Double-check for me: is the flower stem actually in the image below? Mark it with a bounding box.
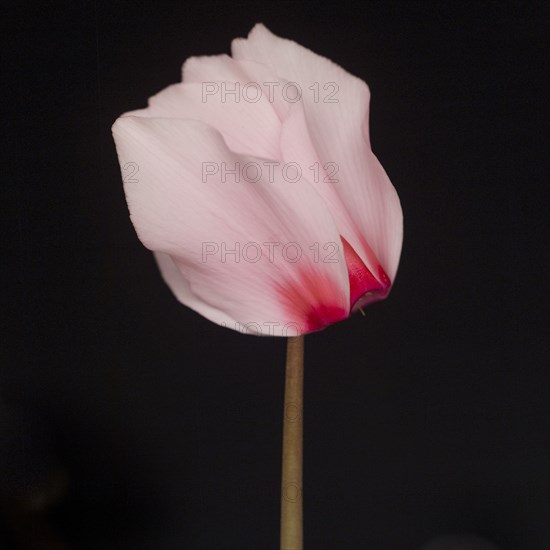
[280,335,304,550]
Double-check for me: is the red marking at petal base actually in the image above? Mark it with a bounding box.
[305,303,348,332]
[341,237,392,312]
[275,239,392,334]
[274,267,348,334]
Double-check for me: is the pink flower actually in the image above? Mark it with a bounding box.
[112,24,403,336]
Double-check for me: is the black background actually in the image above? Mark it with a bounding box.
[2,1,549,549]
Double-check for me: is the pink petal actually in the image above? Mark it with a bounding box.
[154,250,237,327]
[232,24,403,283]
[122,56,281,160]
[112,116,350,335]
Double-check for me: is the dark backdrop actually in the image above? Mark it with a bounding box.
[2,1,549,549]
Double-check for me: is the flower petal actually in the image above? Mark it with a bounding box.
[123,55,281,159]
[154,250,237,328]
[232,24,403,282]
[112,116,350,335]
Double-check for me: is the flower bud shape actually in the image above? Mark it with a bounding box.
[112,24,403,336]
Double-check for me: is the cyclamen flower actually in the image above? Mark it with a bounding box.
[112,24,403,336]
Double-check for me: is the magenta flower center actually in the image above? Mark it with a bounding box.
[341,237,391,312]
